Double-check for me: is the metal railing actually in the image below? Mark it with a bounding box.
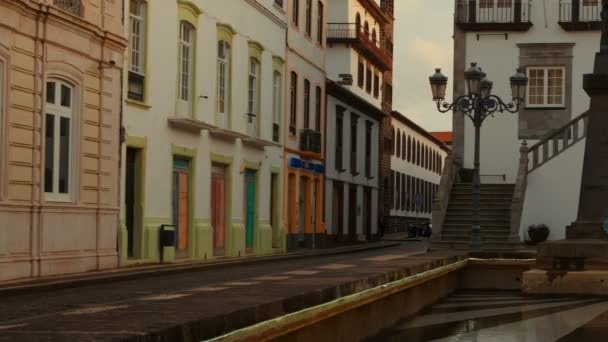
[456,0,531,25]
[245,113,258,138]
[559,1,601,23]
[527,111,589,173]
[53,0,82,16]
[299,128,321,154]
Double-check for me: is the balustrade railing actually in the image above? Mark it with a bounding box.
[559,1,601,23]
[456,0,531,27]
[527,111,589,173]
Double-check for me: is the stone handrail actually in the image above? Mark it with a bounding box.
[510,111,590,239]
[432,152,462,237]
[510,141,529,238]
[528,111,589,173]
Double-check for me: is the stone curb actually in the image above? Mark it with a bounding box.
[0,242,402,296]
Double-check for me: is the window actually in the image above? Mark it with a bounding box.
[526,67,565,108]
[401,132,405,160]
[401,174,405,210]
[289,71,297,135]
[365,64,372,93]
[364,21,370,38]
[365,121,372,178]
[358,59,364,88]
[45,80,74,201]
[315,86,322,132]
[373,73,380,98]
[178,21,195,115]
[248,58,260,136]
[390,127,395,155]
[305,0,312,36]
[407,136,411,162]
[372,29,377,45]
[395,172,400,209]
[128,0,146,102]
[317,1,324,44]
[292,0,299,26]
[54,0,81,16]
[335,107,344,171]
[303,79,310,128]
[273,71,282,143]
[217,40,231,126]
[350,114,358,175]
[274,0,284,7]
[384,83,393,104]
[396,129,401,156]
[584,0,599,5]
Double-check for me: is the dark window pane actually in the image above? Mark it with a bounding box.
[46,82,55,104]
[61,84,71,107]
[45,114,55,193]
[59,117,70,194]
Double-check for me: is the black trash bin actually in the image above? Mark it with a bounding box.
[159,224,175,262]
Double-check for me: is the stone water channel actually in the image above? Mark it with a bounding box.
[215,257,608,341]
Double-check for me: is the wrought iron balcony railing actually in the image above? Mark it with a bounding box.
[559,1,601,31]
[455,0,532,31]
[327,23,393,71]
[299,128,322,154]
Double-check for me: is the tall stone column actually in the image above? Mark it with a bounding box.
[538,0,608,270]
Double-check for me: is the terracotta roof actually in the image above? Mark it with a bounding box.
[430,131,453,144]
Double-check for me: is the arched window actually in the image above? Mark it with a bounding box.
[54,0,82,16]
[391,126,395,155]
[45,79,76,200]
[407,136,411,162]
[289,71,298,135]
[396,129,401,157]
[247,58,260,137]
[364,21,370,38]
[356,13,361,31]
[217,40,231,126]
[178,21,195,117]
[372,29,377,45]
[128,0,147,102]
[416,141,421,166]
[292,0,300,26]
[401,132,406,160]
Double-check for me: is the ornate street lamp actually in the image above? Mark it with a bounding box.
[429,63,528,250]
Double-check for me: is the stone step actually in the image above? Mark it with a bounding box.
[444,223,510,229]
[440,235,513,242]
[446,213,510,220]
[431,240,523,251]
[450,194,514,201]
[447,205,511,211]
[451,188,515,194]
[453,183,515,188]
[442,230,511,236]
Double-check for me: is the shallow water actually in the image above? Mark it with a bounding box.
[369,291,608,341]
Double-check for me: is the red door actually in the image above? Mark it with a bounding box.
[211,165,226,252]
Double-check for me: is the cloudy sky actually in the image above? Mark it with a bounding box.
[393,0,454,132]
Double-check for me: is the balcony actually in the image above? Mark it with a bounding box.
[300,128,322,155]
[559,1,601,31]
[327,23,393,71]
[455,0,533,32]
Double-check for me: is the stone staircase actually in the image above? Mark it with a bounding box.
[434,183,522,250]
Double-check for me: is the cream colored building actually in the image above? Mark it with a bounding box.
[0,0,126,282]
[120,0,286,265]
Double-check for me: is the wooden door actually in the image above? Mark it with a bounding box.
[211,165,226,252]
[173,158,190,257]
[125,148,136,258]
[245,170,256,249]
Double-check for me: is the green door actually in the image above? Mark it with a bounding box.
[245,170,256,249]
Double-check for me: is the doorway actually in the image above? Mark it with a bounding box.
[244,169,256,250]
[348,185,358,241]
[363,187,372,240]
[125,147,142,258]
[211,164,227,255]
[298,176,309,245]
[332,181,344,240]
[172,158,190,258]
[271,173,279,248]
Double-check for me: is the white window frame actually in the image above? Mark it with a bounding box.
[44,79,75,202]
[217,40,231,127]
[248,58,259,117]
[129,0,146,75]
[178,21,195,116]
[526,66,566,109]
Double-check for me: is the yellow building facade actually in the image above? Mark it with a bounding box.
[0,0,126,281]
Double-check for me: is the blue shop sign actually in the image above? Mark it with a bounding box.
[289,157,324,174]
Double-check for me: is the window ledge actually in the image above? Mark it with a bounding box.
[126,99,152,110]
[273,3,285,13]
[524,106,566,111]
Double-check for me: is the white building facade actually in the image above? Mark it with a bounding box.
[449,0,599,241]
[120,0,286,265]
[324,81,383,241]
[388,112,448,233]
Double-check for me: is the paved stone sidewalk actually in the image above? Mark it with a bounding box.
[0,243,463,342]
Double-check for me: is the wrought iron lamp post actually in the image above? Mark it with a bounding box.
[429,64,528,250]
